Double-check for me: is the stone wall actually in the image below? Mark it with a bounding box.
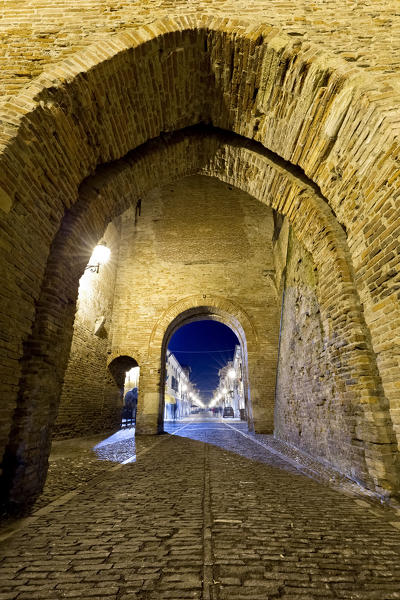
[110,174,281,433]
[54,222,122,437]
[1,1,399,101]
[274,226,359,478]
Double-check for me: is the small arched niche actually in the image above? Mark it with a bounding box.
[108,355,139,395]
[108,355,140,429]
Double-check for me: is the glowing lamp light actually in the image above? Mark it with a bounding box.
[222,387,227,394]
[228,368,236,379]
[91,242,111,265]
[86,241,111,273]
[181,383,188,392]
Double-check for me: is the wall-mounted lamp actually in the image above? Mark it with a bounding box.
[85,241,111,273]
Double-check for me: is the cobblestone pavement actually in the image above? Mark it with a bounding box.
[31,429,138,511]
[1,419,400,599]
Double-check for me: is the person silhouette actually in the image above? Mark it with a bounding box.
[124,387,138,423]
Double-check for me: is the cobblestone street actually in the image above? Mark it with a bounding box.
[1,419,400,600]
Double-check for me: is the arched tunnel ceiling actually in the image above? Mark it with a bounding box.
[11,126,398,497]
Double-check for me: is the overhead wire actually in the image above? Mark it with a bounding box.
[168,348,235,354]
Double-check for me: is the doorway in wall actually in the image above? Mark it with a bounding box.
[164,320,245,427]
[122,365,140,428]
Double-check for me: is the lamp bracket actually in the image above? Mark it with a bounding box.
[85,264,100,273]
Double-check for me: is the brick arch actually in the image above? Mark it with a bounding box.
[0,14,398,505]
[1,14,398,267]
[107,351,142,370]
[0,13,395,206]
[0,16,397,458]
[108,355,139,390]
[153,300,255,433]
[149,294,258,354]
[1,127,398,513]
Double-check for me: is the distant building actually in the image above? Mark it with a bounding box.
[214,345,245,418]
[164,351,193,420]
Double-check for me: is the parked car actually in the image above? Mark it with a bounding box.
[223,406,234,418]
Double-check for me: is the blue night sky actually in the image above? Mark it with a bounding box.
[168,320,239,402]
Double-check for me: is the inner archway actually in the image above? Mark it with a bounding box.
[163,320,245,425]
[108,356,140,430]
[158,306,255,434]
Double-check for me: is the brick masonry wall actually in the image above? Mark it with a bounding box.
[1,0,399,101]
[110,174,281,434]
[275,226,358,476]
[54,222,122,438]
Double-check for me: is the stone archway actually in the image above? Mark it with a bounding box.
[1,128,398,510]
[0,17,398,508]
[1,127,398,511]
[148,296,258,434]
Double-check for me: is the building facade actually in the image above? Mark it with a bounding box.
[214,346,246,419]
[164,351,193,421]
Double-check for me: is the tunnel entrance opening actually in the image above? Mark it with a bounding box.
[108,355,140,429]
[159,308,253,434]
[163,320,243,425]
